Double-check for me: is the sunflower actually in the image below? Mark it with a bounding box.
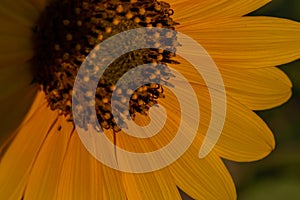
[1,0,300,199]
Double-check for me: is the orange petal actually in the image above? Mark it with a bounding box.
[169,56,292,110]
[122,169,181,200]
[112,89,180,154]
[165,57,277,161]
[102,165,127,200]
[0,62,36,152]
[0,0,39,27]
[192,83,275,162]
[170,0,270,24]
[23,116,73,200]
[56,133,103,200]
[0,96,58,200]
[220,67,292,110]
[213,95,275,162]
[181,17,300,68]
[0,63,33,99]
[0,84,37,154]
[0,36,33,58]
[0,0,38,67]
[170,144,236,199]
[0,17,32,37]
[56,132,127,199]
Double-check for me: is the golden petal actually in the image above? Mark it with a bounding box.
[192,83,275,162]
[220,67,292,110]
[0,62,37,151]
[0,85,37,155]
[55,132,103,200]
[102,165,127,200]
[0,0,39,27]
[170,143,236,199]
[56,132,127,199]
[170,0,270,24]
[111,89,180,153]
[0,18,32,37]
[0,36,33,57]
[180,17,300,68]
[23,116,73,200]
[213,95,275,162]
[0,63,33,99]
[0,95,58,200]
[122,169,181,200]
[169,56,291,110]
[0,51,34,67]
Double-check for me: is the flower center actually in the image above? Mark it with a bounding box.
[32,0,178,132]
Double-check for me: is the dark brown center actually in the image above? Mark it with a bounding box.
[32,0,179,132]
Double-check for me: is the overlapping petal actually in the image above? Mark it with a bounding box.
[0,0,39,28]
[23,117,73,200]
[122,169,181,200]
[180,17,300,68]
[220,67,292,110]
[170,0,271,24]
[56,132,127,199]
[170,57,292,111]
[0,63,37,153]
[193,83,275,161]
[56,133,104,200]
[165,60,276,161]
[170,144,236,200]
[213,95,275,161]
[0,93,58,200]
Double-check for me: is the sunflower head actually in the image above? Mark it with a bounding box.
[1,0,300,199]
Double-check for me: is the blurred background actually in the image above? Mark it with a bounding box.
[227,0,300,199]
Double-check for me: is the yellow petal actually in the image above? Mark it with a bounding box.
[23,116,73,200]
[56,132,102,200]
[0,96,58,200]
[56,132,127,199]
[0,1,37,67]
[213,95,275,161]
[170,0,270,24]
[190,84,275,162]
[167,58,276,161]
[122,169,181,200]
[221,67,292,110]
[0,36,34,67]
[0,84,37,155]
[170,144,236,200]
[0,0,39,27]
[0,88,41,155]
[102,165,127,200]
[0,18,32,37]
[181,17,300,68]
[0,62,36,151]
[170,56,292,110]
[0,63,33,99]
[0,51,34,67]
[112,89,180,153]
[0,36,33,57]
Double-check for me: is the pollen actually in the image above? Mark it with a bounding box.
[66,33,73,41]
[63,19,70,26]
